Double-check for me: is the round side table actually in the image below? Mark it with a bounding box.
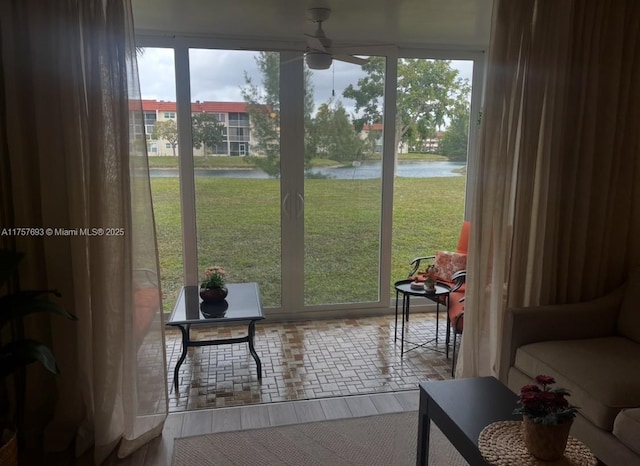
[393,279,451,355]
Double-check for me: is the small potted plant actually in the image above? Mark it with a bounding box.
[423,265,438,292]
[514,374,579,461]
[199,265,228,303]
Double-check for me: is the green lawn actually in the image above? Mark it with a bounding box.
[148,155,253,169]
[151,175,465,312]
[147,153,449,169]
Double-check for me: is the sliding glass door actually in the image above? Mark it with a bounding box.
[189,49,283,308]
[137,41,481,315]
[390,58,473,291]
[304,58,385,306]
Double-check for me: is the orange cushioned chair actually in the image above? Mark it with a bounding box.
[408,221,469,375]
[448,272,465,376]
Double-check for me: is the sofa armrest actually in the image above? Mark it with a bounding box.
[498,284,624,383]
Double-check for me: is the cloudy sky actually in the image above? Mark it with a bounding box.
[137,47,474,117]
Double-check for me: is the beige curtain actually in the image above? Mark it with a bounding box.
[460,0,640,378]
[0,0,167,463]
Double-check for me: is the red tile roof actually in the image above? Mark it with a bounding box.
[141,99,249,113]
[362,123,383,131]
[192,101,248,113]
[141,99,177,112]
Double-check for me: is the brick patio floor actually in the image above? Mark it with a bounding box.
[165,312,454,412]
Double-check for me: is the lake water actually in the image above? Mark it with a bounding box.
[150,160,465,179]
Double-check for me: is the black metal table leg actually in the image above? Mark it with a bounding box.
[248,320,262,380]
[416,387,431,465]
[401,293,410,355]
[174,324,190,393]
[406,292,410,321]
[394,288,399,342]
[435,300,439,346]
[446,302,451,358]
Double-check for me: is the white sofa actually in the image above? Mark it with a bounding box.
[500,270,640,465]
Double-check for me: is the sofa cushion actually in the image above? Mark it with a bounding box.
[448,290,464,332]
[617,268,640,343]
[514,337,640,431]
[613,409,640,455]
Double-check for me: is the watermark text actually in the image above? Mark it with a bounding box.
[1,227,125,237]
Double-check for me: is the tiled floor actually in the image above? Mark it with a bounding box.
[166,311,454,412]
[54,312,453,465]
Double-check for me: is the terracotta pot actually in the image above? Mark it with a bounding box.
[523,416,572,461]
[199,286,228,303]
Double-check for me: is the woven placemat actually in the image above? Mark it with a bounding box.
[478,421,598,466]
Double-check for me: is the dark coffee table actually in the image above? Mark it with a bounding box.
[167,283,264,393]
[417,376,520,465]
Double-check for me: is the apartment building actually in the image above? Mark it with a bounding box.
[359,123,443,154]
[141,99,251,156]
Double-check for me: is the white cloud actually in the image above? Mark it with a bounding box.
[137,47,474,118]
[309,60,367,114]
[137,48,176,100]
[188,49,261,102]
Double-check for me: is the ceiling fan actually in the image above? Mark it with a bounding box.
[302,7,370,70]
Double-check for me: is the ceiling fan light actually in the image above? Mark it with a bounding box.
[306,52,332,70]
[307,7,331,23]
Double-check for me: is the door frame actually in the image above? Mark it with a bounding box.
[135,35,486,318]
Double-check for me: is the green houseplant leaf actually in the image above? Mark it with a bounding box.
[0,340,58,379]
[0,292,77,330]
[0,249,77,380]
[0,248,77,457]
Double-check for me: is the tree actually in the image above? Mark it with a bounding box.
[309,100,368,163]
[192,112,225,155]
[440,101,470,161]
[241,52,315,178]
[343,58,470,160]
[151,120,179,156]
[404,120,439,153]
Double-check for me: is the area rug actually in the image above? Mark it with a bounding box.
[172,411,468,465]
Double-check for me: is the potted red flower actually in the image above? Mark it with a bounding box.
[514,375,579,460]
[200,265,228,303]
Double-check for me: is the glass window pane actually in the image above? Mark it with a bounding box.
[137,47,182,312]
[189,49,282,308]
[304,57,384,306]
[391,58,472,289]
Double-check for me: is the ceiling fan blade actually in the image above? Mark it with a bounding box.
[305,34,327,52]
[281,55,304,65]
[333,55,369,66]
[330,45,395,55]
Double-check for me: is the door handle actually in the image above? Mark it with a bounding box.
[282,193,290,219]
[296,193,304,218]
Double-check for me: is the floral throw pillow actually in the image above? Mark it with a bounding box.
[434,251,467,283]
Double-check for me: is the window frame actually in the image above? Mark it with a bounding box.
[134,36,485,317]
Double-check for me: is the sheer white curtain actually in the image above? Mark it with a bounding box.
[460,0,640,378]
[0,0,167,463]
